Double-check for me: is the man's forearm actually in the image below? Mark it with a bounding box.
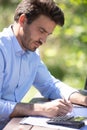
[10,102,44,118]
[69,92,87,106]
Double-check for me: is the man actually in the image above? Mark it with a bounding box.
[0,0,87,128]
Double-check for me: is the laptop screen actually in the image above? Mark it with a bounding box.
[84,78,87,90]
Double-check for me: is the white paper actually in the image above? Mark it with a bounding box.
[20,106,87,130]
[71,106,87,117]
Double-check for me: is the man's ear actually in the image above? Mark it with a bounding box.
[18,14,27,26]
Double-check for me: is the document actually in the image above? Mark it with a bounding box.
[71,105,87,117]
[20,106,87,130]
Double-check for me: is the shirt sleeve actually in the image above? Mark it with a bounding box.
[33,60,78,100]
[0,50,17,121]
[0,99,17,121]
[55,80,79,100]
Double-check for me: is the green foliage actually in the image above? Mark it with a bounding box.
[40,0,87,89]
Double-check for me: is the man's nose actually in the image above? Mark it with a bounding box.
[40,35,48,44]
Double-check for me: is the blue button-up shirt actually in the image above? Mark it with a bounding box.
[0,26,77,121]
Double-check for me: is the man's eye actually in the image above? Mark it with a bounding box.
[40,28,44,33]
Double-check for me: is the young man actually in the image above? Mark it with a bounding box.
[0,0,87,128]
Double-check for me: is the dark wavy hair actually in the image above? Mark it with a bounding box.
[14,0,64,26]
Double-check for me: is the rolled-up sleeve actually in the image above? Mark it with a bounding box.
[55,80,79,100]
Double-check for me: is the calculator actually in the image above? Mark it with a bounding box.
[47,115,85,129]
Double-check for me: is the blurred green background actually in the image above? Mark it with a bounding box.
[0,0,87,101]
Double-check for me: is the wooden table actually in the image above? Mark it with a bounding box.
[3,116,87,130]
[3,118,58,130]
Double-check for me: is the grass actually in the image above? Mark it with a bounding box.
[21,86,38,103]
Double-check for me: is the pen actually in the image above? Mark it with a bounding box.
[61,94,69,102]
[61,94,75,115]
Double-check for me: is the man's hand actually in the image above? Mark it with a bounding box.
[41,99,72,117]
